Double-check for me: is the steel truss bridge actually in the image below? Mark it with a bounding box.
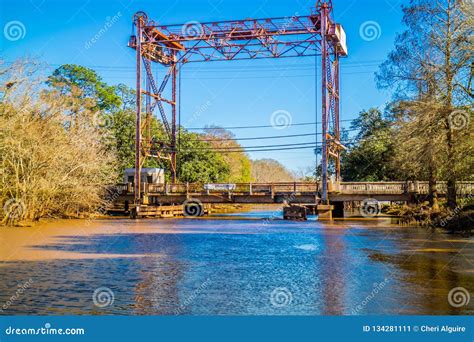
[128,0,348,214]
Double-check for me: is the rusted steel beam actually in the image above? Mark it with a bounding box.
[134,13,144,209]
[320,2,329,204]
[129,0,346,211]
[171,57,177,182]
[141,91,175,106]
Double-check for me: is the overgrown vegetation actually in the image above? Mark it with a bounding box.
[0,61,297,225]
[343,0,473,230]
[0,61,117,224]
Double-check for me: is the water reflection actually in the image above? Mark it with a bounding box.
[0,214,472,315]
[320,230,347,315]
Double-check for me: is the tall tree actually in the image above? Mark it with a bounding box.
[377,0,472,208]
[47,64,121,112]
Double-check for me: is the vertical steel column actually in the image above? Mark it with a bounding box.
[171,57,177,183]
[134,16,143,207]
[334,52,341,182]
[320,3,329,203]
[145,72,151,148]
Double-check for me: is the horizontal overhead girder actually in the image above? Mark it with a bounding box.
[129,13,345,64]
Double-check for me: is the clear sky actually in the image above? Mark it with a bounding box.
[1,0,405,173]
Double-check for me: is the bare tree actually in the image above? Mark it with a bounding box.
[251,159,295,183]
[0,60,117,225]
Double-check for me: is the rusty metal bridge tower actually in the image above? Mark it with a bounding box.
[128,0,347,211]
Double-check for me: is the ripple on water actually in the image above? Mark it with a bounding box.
[294,244,319,251]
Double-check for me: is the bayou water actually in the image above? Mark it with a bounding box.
[0,211,472,315]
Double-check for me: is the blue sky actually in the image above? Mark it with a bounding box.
[1,0,405,172]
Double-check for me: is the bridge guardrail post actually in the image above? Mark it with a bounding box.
[165,183,169,195]
[249,183,253,195]
[186,182,189,199]
[271,184,275,199]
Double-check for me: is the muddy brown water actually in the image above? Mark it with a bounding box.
[0,211,472,315]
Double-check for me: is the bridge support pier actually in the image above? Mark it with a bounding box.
[331,202,345,218]
[283,206,307,221]
[317,204,334,220]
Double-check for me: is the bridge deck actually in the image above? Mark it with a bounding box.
[113,181,473,204]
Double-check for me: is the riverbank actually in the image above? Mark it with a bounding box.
[386,203,473,234]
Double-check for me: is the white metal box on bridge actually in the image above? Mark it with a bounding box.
[124,168,165,184]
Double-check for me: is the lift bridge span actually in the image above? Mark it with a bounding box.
[128,0,348,218]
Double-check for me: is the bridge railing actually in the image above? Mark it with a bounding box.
[114,182,320,195]
[457,182,474,196]
[339,182,408,194]
[415,181,473,196]
[159,182,319,195]
[339,181,473,195]
[114,181,473,196]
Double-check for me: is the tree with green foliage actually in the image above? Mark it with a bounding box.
[115,83,136,110]
[177,129,230,183]
[46,65,226,183]
[341,108,396,182]
[202,126,252,183]
[47,64,121,112]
